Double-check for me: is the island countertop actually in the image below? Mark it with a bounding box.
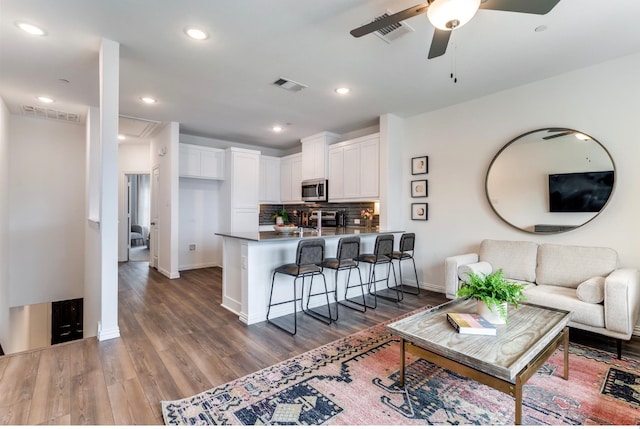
[216,227,403,242]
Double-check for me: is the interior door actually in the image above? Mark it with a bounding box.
[150,166,160,268]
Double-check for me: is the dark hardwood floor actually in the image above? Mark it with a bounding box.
[0,263,449,424]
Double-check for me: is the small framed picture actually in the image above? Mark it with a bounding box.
[411,180,428,198]
[412,203,428,221]
[412,156,428,175]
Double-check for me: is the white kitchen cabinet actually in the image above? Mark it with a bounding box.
[179,143,224,180]
[327,146,344,199]
[301,132,341,180]
[359,137,379,198]
[280,153,302,203]
[259,155,281,203]
[221,147,260,233]
[327,133,379,202]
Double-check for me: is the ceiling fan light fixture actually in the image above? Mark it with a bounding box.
[426,0,481,30]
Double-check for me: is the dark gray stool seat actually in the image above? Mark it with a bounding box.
[388,233,420,295]
[355,234,401,307]
[321,236,366,318]
[267,238,332,335]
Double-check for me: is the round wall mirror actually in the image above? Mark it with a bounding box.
[485,128,615,234]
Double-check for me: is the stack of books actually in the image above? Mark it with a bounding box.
[446,312,496,336]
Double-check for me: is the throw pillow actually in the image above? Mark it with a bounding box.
[576,276,605,304]
[458,261,493,283]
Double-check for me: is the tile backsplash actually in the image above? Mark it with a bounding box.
[260,202,378,228]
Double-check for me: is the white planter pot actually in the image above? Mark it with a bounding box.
[275,216,283,225]
[477,300,507,325]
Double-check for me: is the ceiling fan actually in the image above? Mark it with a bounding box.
[350,0,561,59]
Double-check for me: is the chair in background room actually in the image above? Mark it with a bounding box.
[388,233,420,295]
[130,225,145,247]
[266,238,332,335]
[321,235,366,319]
[356,234,400,307]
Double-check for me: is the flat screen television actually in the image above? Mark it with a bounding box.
[549,170,614,212]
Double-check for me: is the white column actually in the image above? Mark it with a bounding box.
[98,38,120,341]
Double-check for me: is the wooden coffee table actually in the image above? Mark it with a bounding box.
[387,299,571,425]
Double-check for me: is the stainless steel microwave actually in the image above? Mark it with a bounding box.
[301,179,328,202]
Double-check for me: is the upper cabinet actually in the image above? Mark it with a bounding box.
[259,155,281,203]
[280,153,302,203]
[179,143,224,180]
[301,132,341,180]
[328,133,379,202]
[222,148,260,233]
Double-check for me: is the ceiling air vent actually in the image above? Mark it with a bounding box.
[371,11,415,44]
[21,105,81,123]
[272,77,307,92]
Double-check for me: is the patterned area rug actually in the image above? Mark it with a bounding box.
[162,321,640,425]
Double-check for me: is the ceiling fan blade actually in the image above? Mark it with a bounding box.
[479,0,561,15]
[427,29,451,59]
[350,3,428,38]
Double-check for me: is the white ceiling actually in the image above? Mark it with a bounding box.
[2,0,640,150]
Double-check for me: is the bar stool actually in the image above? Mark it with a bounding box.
[389,233,420,295]
[266,238,332,335]
[356,234,401,307]
[321,236,366,319]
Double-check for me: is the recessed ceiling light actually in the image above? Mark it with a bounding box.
[16,22,46,36]
[140,97,157,104]
[335,87,350,95]
[37,96,54,103]
[272,125,283,132]
[118,134,126,141]
[184,27,209,40]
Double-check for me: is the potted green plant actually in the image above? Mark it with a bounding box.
[271,209,289,225]
[456,269,526,324]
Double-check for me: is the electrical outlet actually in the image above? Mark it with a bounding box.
[189,244,196,251]
[354,219,360,225]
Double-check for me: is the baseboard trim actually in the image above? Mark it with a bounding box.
[158,267,181,279]
[98,325,120,341]
[179,262,219,271]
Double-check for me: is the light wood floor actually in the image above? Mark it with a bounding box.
[0,262,450,424]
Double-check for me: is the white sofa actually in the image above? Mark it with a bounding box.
[445,239,640,358]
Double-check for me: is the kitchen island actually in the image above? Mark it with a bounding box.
[216,227,404,325]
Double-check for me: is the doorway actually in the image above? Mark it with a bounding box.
[127,173,151,262]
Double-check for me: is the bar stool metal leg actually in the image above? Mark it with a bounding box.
[302,273,333,324]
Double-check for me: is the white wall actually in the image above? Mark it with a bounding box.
[8,115,86,307]
[393,52,640,292]
[118,143,151,261]
[179,177,222,270]
[0,97,10,351]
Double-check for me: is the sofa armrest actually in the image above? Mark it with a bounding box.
[604,268,640,338]
[445,253,479,299]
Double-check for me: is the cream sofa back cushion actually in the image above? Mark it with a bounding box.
[479,239,538,282]
[536,244,618,288]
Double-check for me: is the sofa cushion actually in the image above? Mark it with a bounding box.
[536,244,617,288]
[576,276,605,304]
[458,261,493,283]
[524,284,605,328]
[479,239,538,282]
